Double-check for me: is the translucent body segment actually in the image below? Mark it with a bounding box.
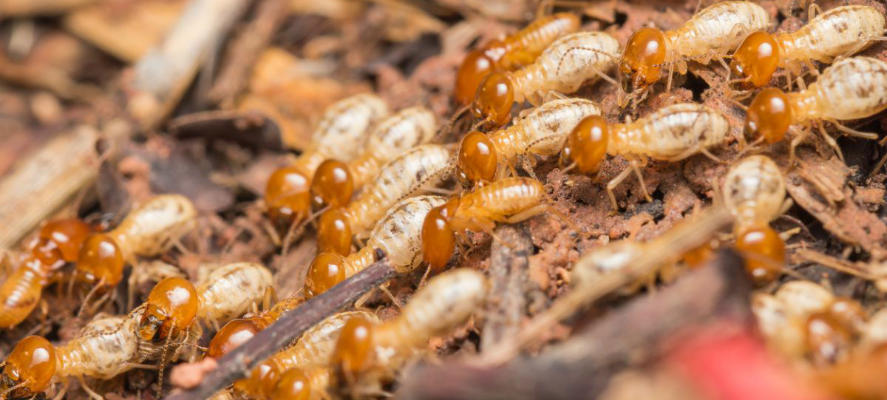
[196,262,273,323]
[723,155,786,229]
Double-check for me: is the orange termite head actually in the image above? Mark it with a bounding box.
[206,318,264,359]
[271,368,311,400]
[472,72,515,126]
[265,166,312,228]
[1,336,56,397]
[563,115,609,175]
[730,31,780,88]
[421,199,460,272]
[310,159,354,209]
[30,218,92,267]
[457,130,498,183]
[746,87,792,144]
[236,359,283,398]
[621,27,667,89]
[454,49,498,106]
[316,208,353,256]
[332,316,376,375]
[76,233,125,287]
[304,252,347,298]
[735,224,785,286]
[139,277,199,341]
[805,311,852,365]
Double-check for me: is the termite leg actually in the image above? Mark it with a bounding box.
[815,121,844,162]
[606,167,633,210]
[827,119,879,140]
[77,376,102,400]
[788,126,810,166]
[630,159,653,202]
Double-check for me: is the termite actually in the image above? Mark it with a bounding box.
[138,262,273,342]
[264,94,390,226]
[722,155,788,285]
[472,32,618,126]
[421,177,553,271]
[1,218,93,328]
[308,196,445,297]
[0,306,161,398]
[459,98,600,183]
[454,12,581,105]
[731,5,886,87]
[233,311,379,399]
[745,56,887,160]
[331,268,487,387]
[310,106,437,209]
[753,281,867,364]
[562,102,730,210]
[315,144,453,253]
[206,296,304,359]
[621,1,769,91]
[76,194,197,288]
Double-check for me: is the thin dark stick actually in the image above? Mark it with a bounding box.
[482,225,533,350]
[164,256,396,400]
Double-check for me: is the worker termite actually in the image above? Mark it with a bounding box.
[206,296,304,359]
[331,268,487,389]
[76,194,197,288]
[315,144,453,253]
[454,12,581,105]
[310,106,437,209]
[621,1,769,91]
[421,177,554,271]
[264,93,390,226]
[138,262,274,342]
[731,5,886,87]
[0,218,93,328]
[562,102,730,210]
[472,32,618,126]
[308,196,445,297]
[745,56,887,161]
[752,281,867,364]
[0,307,161,399]
[458,98,600,184]
[233,311,379,399]
[722,155,788,285]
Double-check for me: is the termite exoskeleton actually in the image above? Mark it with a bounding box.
[0,306,161,398]
[745,56,887,161]
[233,311,379,399]
[331,268,487,388]
[562,103,730,210]
[138,262,273,342]
[723,155,788,285]
[621,1,769,91]
[315,144,453,254]
[310,106,436,209]
[753,281,867,364]
[459,98,600,184]
[308,196,445,297]
[473,32,618,126]
[264,94,389,226]
[1,218,93,328]
[731,5,886,87]
[454,12,581,105]
[421,177,553,270]
[206,296,303,359]
[76,194,197,288]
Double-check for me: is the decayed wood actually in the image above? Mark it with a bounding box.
[0,126,99,248]
[482,225,533,350]
[126,0,252,129]
[785,149,887,260]
[0,0,95,16]
[396,250,753,400]
[163,256,397,400]
[168,109,284,150]
[63,0,186,62]
[208,0,290,108]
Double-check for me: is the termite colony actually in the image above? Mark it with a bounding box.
[3,1,887,399]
